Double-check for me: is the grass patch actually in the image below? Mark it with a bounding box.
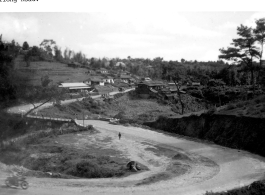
[218,95,265,118]
[205,180,265,195]
[0,129,137,179]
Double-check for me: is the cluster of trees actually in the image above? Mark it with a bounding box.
[219,18,265,87]
[2,18,265,110]
[0,36,67,112]
[0,35,21,103]
[24,39,89,66]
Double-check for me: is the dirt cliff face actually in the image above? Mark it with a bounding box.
[144,114,265,157]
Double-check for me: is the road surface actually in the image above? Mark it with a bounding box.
[1,120,265,195]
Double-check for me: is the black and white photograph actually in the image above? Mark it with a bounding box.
[1,1,265,195]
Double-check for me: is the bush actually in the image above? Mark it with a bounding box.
[204,180,265,195]
[226,104,236,110]
[206,107,217,115]
[70,160,124,178]
[236,101,245,108]
[188,89,204,99]
[207,79,225,87]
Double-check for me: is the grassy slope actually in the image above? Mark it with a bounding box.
[217,95,265,118]
[38,92,206,124]
[0,120,136,179]
[104,94,176,121]
[14,55,89,86]
[205,180,265,195]
[38,94,177,122]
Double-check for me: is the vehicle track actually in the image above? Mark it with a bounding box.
[1,120,265,195]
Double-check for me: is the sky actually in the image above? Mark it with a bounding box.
[0,10,265,62]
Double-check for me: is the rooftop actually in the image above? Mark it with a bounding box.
[59,82,89,88]
[86,76,104,82]
[68,61,82,66]
[120,75,132,79]
[138,81,165,86]
[91,78,103,82]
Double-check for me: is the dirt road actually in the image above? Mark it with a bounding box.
[1,120,265,195]
[6,88,135,115]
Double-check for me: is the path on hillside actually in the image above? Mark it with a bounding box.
[1,119,265,195]
[6,88,135,115]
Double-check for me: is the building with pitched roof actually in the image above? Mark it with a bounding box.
[135,80,166,98]
[58,82,92,93]
[84,76,105,86]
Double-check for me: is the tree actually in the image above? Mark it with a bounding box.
[219,24,260,86]
[22,41,29,50]
[171,69,186,115]
[41,75,52,87]
[0,40,16,102]
[109,59,115,68]
[181,58,186,63]
[162,62,186,114]
[54,46,63,62]
[63,48,69,60]
[39,39,56,56]
[254,18,265,85]
[254,18,265,67]
[23,81,66,117]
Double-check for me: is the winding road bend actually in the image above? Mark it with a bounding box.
[1,119,265,195]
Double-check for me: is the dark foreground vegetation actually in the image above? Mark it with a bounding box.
[205,180,265,195]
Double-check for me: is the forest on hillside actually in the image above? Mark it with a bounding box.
[1,18,265,108]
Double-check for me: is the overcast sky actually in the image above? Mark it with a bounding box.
[1,11,265,61]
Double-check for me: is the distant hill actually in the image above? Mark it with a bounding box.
[14,55,89,86]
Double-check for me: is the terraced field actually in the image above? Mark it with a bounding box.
[14,55,89,86]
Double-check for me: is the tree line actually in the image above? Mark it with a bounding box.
[24,39,89,66]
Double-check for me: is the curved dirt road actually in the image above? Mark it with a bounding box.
[1,120,265,195]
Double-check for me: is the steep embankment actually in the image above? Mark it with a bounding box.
[144,114,265,157]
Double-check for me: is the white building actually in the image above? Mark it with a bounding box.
[58,82,92,93]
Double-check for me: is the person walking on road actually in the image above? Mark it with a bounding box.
[118,132,121,140]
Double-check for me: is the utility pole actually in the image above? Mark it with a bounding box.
[83,111,84,127]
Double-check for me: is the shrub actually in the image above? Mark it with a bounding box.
[226,104,236,110]
[236,101,245,108]
[97,156,111,165]
[206,107,217,115]
[71,160,122,178]
[86,125,94,130]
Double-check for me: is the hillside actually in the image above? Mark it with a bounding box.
[37,92,206,124]
[217,95,265,118]
[14,55,89,86]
